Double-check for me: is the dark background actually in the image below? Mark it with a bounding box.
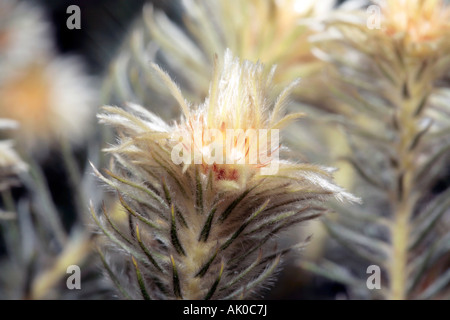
[35,0,348,75]
[34,0,172,75]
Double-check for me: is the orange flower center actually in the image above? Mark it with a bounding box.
[0,64,51,134]
[383,0,450,43]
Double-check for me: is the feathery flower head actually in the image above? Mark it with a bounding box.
[94,50,357,300]
[168,51,307,188]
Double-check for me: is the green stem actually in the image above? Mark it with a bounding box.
[24,154,67,247]
[1,188,16,213]
[390,195,412,300]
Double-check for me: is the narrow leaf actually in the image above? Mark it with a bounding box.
[323,220,387,265]
[119,194,163,230]
[203,261,224,300]
[199,206,217,242]
[171,205,186,256]
[135,224,164,273]
[195,247,219,278]
[105,168,167,208]
[341,156,386,189]
[220,199,270,251]
[410,188,450,250]
[223,255,281,299]
[171,255,183,299]
[221,250,263,292]
[102,204,133,245]
[97,249,131,300]
[218,187,254,223]
[162,178,188,228]
[151,63,190,119]
[132,257,151,300]
[90,203,146,264]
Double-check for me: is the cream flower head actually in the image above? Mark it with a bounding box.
[378,0,450,57]
[382,0,450,41]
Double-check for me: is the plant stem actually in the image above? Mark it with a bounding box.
[389,70,425,300]
[60,138,86,222]
[390,196,412,300]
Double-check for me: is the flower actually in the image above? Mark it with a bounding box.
[381,0,450,54]
[0,0,53,83]
[0,0,96,152]
[0,57,96,150]
[329,0,450,59]
[93,50,357,300]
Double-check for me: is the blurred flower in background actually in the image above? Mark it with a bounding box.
[381,0,450,56]
[0,0,109,300]
[0,0,53,83]
[103,0,337,120]
[0,0,96,153]
[0,58,96,151]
